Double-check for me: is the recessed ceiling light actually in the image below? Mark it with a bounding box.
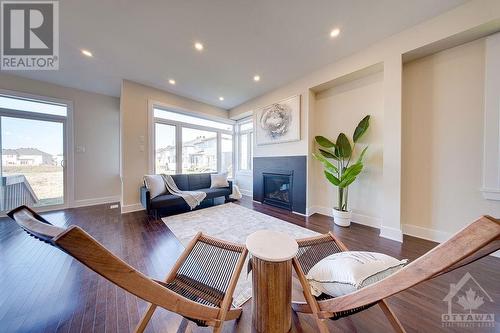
[330,28,340,38]
[253,75,261,82]
[194,42,204,51]
[168,79,176,85]
[219,97,224,101]
[81,49,93,57]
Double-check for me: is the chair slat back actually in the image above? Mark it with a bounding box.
[296,233,345,274]
[174,235,244,306]
[320,215,500,314]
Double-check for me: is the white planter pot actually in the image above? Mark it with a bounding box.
[332,209,352,227]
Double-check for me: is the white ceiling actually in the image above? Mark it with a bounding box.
[9,0,467,109]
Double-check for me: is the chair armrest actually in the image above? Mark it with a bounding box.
[140,186,151,212]
[228,180,233,194]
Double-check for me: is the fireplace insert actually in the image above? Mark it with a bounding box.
[262,171,293,211]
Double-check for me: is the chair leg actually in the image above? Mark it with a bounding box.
[135,303,157,333]
[213,323,224,333]
[378,300,406,333]
[314,318,330,333]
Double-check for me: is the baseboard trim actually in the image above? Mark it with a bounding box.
[121,203,144,214]
[403,223,500,258]
[379,226,403,242]
[73,195,121,208]
[307,206,382,229]
[402,223,451,243]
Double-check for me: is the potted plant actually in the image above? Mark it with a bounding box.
[313,115,370,227]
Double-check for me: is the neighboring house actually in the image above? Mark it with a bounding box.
[156,145,176,173]
[182,136,217,172]
[156,136,217,172]
[2,148,55,166]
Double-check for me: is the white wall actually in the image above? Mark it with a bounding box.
[312,72,384,224]
[120,80,228,211]
[0,73,121,205]
[402,39,500,241]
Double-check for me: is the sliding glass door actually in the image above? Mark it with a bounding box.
[0,94,68,213]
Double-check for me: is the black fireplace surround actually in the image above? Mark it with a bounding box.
[253,156,307,214]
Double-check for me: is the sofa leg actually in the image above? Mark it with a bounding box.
[225,195,230,203]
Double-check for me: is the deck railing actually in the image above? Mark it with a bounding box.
[1,175,39,211]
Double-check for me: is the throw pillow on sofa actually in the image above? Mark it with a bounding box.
[306,251,407,297]
[210,172,229,188]
[144,174,167,199]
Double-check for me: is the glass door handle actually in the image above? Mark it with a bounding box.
[60,160,65,168]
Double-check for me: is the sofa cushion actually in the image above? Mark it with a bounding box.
[150,194,186,208]
[210,172,229,188]
[201,187,231,199]
[188,173,212,190]
[170,174,189,191]
[143,174,167,199]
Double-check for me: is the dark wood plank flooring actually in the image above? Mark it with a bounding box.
[0,197,498,332]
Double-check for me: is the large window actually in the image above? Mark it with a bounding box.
[238,119,253,171]
[0,93,70,213]
[153,107,234,177]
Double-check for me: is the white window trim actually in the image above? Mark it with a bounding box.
[0,88,74,211]
[482,33,500,200]
[148,100,235,175]
[236,117,253,174]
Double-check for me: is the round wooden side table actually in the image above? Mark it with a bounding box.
[246,230,298,333]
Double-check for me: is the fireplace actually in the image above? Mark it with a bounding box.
[262,171,293,211]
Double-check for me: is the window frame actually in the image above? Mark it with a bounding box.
[149,101,235,176]
[0,88,74,212]
[237,117,253,173]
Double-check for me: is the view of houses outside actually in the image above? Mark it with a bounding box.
[1,117,64,210]
[155,123,176,174]
[155,126,233,176]
[1,148,64,207]
[182,128,217,173]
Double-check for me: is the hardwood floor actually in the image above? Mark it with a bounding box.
[0,198,498,333]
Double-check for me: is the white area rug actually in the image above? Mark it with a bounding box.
[162,203,318,307]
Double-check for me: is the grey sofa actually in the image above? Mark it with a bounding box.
[140,173,232,217]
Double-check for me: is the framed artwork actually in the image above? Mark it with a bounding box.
[255,94,300,145]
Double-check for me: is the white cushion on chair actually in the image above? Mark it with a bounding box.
[306,251,407,297]
[144,174,167,199]
[210,173,229,188]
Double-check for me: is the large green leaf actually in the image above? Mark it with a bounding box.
[353,115,370,142]
[315,136,336,148]
[319,148,338,160]
[313,153,339,174]
[356,146,368,164]
[339,162,363,187]
[335,133,352,158]
[324,170,341,186]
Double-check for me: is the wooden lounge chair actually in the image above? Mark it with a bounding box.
[7,205,248,333]
[292,215,500,333]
